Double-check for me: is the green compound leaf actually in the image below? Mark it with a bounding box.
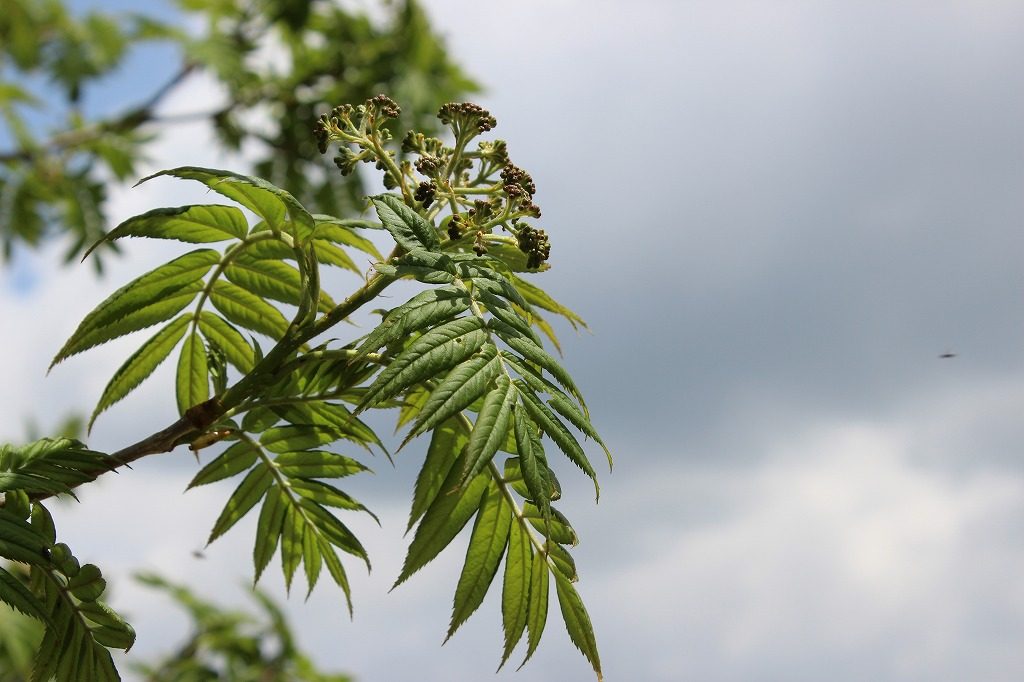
[371,193,440,252]
[85,203,248,258]
[554,572,602,681]
[175,330,209,415]
[357,316,488,411]
[446,485,512,641]
[137,166,314,240]
[52,249,218,367]
[90,314,190,428]
[208,279,290,340]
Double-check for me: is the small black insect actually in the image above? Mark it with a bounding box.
[939,352,957,359]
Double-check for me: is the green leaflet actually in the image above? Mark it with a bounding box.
[510,273,588,330]
[371,193,440,252]
[197,312,255,372]
[404,344,502,445]
[260,425,339,454]
[394,449,489,588]
[302,522,323,596]
[318,536,353,616]
[137,166,315,240]
[523,504,577,546]
[357,316,488,411]
[51,249,218,366]
[312,215,383,259]
[280,505,302,589]
[226,258,335,313]
[499,520,532,668]
[253,488,287,582]
[354,286,471,361]
[0,566,50,626]
[517,385,599,500]
[408,419,467,533]
[91,314,190,427]
[294,498,369,569]
[0,510,52,566]
[460,375,516,487]
[239,237,359,273]
[546,541,578,582]
[290,479,375,520]
[446,485,512,641]
[513,409,552,519]
[176,331,210,415]
[274,450,369,480]
[554,572,602,681]
[207,465,273,544]
[188,441,260,488]
[520,547,549,669]
[476,290,542,346]
[85,203,248,257]
[491,319,585,408]
[209,279,290,340]
[506,355,611,470]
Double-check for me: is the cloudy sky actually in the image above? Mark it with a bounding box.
[3,1,1024,680]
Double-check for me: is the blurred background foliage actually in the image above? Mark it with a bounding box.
[0,567,353,681]
[0,0,478,270]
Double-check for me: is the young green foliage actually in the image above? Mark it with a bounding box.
[8,94,610,681]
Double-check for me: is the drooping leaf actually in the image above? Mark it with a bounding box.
[520,548,549,669]
[511,274,587,330]
[188,441,259,488]
[499,520,532,668]
[175,330,209,415]
[90,314,190,427]
[312,215,383,259]
[554,572,602,680]
[371,193,440,252]
[85,204,247,258]
[446,484,512,641]
[137,167,314,240]
[491,320,585,408]
[52,249,218,366]
[394,451,489,588]
[514,409,552,518]
[517,386,599,499]
[274,450,370,480]
[253,488,287,582]
[207,465,273,544]
[408,419,467,533]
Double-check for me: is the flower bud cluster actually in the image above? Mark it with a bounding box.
[414,181,437,208]
[516,223,551,269]
[438,102,497,135]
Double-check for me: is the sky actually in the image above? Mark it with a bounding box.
[3,1,1024,680]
